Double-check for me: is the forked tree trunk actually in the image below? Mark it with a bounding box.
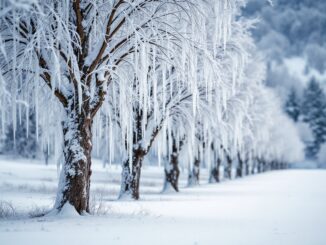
[188,158,200,186]
[119,149,145,200]
[163,139,181,192]
[54,106,93,214]
[119,108,164,200]
[119,109,146,200]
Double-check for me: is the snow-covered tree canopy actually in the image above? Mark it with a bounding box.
[0,0,304,214]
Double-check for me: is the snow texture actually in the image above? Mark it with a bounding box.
[0,159,326,245]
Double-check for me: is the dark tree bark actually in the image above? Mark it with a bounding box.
[209,144,223,183]
[188,157,200,186]
[163,137,182,192]
[120,149,145,200]
[43,146,49,166]
[164,155,180,192]
[119,108,164,200]
[236,152,244,178]
[245,157,251,176]
[55,101,94,214]
[224,153,233,179]
[210,157,222,183]
[119,108,144,200]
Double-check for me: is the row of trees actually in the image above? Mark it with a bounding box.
[0,0,303,215]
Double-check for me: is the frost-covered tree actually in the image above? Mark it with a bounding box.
[0,0,216,213]
[212,49,304,178]
[163,134,185,192]
[96,0,241,198]
[117,68,205,199]
[302,78,326,158]
[0,0,306,212]
[250,86,304,172]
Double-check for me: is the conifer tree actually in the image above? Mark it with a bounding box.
[302,78,326,158]
[285,88,300,122]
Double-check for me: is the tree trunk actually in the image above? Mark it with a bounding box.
[188,158,200,186]
[163,142,180,192]
[44,146,49,166]
[225,154,233,179]
[119,107,165,199]
[263,160,269,172]
[54,108,93,214]
[281,162,287,169]
[251,158,258,174]
[257,158,264,173]
[236,153,244,178]
[210,157,222,183]
[119,149,145,200]
[163,135,185,192]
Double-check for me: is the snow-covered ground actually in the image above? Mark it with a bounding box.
[0,158,326,245]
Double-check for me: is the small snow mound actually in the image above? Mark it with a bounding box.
[161,183,177,194]
[46,203,80,218]
[118,193,135,201]
[58,203,80,217]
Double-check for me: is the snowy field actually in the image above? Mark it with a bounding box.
[0,158,326,245]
